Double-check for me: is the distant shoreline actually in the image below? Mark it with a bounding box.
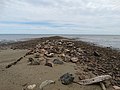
[1,34,120,49]
[0,35,119,51]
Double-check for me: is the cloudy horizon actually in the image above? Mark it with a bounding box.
[0,0,120,34]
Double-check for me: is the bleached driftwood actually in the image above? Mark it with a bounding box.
[39,80,55,90]
[78,75,112,90]
[113,86,120,90]
[78,75,112,85]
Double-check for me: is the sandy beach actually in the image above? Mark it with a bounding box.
[0,36,119,90]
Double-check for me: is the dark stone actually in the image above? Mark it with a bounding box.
[6,64,12,68]
[25,51,34,56]
[6,57,23,68]
[17,57,23,62]
[12,61,17,65]
[60,73,74,85]
[28,58,34,62]
[53,59,64,65]
[45,62,53,67]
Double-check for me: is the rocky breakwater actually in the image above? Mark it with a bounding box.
[7,36,120,88]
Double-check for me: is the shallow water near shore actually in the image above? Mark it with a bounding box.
[0,34,120,49]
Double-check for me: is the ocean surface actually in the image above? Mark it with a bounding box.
[0,34,120,49]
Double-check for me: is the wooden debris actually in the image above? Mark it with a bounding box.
[78,75,112,85]
[113,86,120,90]
[39,80,55,90]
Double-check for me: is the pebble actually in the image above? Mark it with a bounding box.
[27,84,36,90]
[71,57,79,63]
[45,62,54,67]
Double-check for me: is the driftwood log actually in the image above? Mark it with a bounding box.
[39,80,55,90]
[78,75,112,90]
[78,75,112,85]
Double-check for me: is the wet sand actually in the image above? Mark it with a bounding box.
[0,36,119,90]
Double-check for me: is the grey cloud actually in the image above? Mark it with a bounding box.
[0,0,120,34]
[0,0,5,10]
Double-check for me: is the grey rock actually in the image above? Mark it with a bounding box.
[53,59,64,65]
[45,62,53,67]
[60,73,74,85]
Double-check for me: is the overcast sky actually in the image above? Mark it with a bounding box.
[0,0,120,34]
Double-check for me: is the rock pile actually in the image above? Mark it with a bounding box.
[24,39,84,68]
[7,36,120,87]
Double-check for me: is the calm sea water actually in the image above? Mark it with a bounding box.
[0,34,120,49]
